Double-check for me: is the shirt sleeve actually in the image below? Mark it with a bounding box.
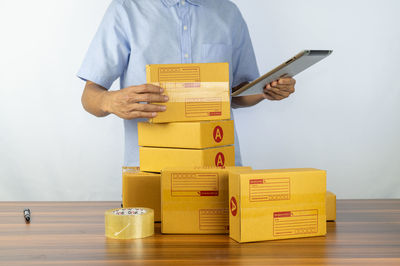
[77,0,130,89]
[231,9,260,88]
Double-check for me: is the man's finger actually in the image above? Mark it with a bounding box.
[126,111,158,120]
[266,78,295,88]
[131,93,169,103]
[272,84,295,93]
[128,103,167,113]
[264,90,286,101]
[264,87,291,98]
[128,84,164,94]
[278,78,296,85]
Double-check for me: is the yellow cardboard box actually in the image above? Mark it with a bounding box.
[139,145,235,173]
[161,166,252,234]
[138,120,234,149]
[326,191,336,221]
[146,63,230,123]
[122,167,161,222]
[229,168,326,243]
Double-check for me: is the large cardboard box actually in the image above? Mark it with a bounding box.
[161,166,252,234]
[146,63,230,123]
[229,168,326,243]
[326,191,336,221]
[122,167,161,222]
[138,120,234,149]
[139,146,235,173]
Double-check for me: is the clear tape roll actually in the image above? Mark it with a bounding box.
[105,208,154,239]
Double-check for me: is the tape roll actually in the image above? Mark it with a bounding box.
[105,208,154,239]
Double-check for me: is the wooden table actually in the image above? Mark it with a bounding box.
[1,200,399,265]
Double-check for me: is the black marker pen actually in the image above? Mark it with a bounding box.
[24,208,31,223]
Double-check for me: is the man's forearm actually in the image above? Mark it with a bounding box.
[231,82,265,108]
[81,81,110,117]
[232,94,265,108]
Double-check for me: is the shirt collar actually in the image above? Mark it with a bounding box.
[161,0,202,7]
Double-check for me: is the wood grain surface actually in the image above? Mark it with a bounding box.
[0,200,399,265]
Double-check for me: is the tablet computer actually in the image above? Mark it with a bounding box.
[231,50,333,97]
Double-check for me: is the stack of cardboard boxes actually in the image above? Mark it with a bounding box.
[122,62,337,242]
[123,62,236,222]
[139,62,235,172]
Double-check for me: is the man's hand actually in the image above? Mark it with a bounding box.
[102,84,169,120]
[81,81,169,119]
[263,77,296,101]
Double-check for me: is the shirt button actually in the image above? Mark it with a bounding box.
[184,54,189,58]
[183,25,188,31]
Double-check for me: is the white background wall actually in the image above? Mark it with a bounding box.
[0,0,399,201]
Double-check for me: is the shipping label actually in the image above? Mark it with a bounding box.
[249,178,290,202]
[273,209,318,236]
[185,97,222,117]
[171,173,219,197]
[199,209,229,231]
[158,66,201,82]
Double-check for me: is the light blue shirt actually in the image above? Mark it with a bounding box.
[78,0,259,166]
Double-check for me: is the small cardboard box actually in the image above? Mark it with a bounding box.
[161,166,252,234]
[122,167,161,222]
[326,191,336,221]
[139,146,235,173]
[146,63,230,123]
[229,168,326,243]
[138,120,234,149]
